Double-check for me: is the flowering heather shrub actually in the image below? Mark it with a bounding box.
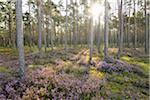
[22,67,103,99]
[63,65,88,78]
[25,67,56,86]
[50,73,82,99]
[51,73,103,99]
[82,76,102,94]
[97,61,145,76]
[2,78,27,100]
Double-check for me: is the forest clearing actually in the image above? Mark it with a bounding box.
[0,0,149,99]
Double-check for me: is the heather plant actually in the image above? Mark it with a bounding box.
[0,47,149,99]
[21,66,104,99]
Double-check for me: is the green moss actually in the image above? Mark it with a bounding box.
[64,65,88,78]
[121,56,149,74]
[121,56,131,62]
[135,62,149,72]
[136,58,149,64]
[107,74,127,85]
[0,47,40,58]
[106,82,122,94]
[89,67,104,79]
[0,66,11,73]
[28,64,43,70]
[34,57,56,65]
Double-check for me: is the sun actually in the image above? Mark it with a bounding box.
[90,3,104,24]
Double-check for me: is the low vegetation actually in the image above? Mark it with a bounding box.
[0,47,149,99]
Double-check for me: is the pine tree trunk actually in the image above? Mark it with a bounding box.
[37,0,42,52]
[65,0,68,53]
[104,0,109,60]
[127,0,131,47]
[28,1,32,53]
[43,16,47,52]
[8,12,12,47]
[76,0,79,46]
[97,16,101,53]
[117,0,124,59]
[133,0,137,49]
[16,0,25,77]
[89,17,94,64]
[144,0,149,54]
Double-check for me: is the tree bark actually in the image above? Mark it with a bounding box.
[97,16,101,53]
[75,0,79,46]
[28,1,32,53]
[104,0,109,60]
[127,0,131,47]
[89,17,94,64]
[8,12,12,47]
[65,0,68,53]
[133,0,137,49]
[144,0,149,54]
[16,0,25,77]
[117,0,124,59]
[37,0,42,52]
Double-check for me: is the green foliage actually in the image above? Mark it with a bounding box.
[121,56,149,74]
[0,66,11,73]
[89,67,104,79]
[64,65,88,78]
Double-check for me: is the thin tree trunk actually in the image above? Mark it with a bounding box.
[148,14,150,53]
[28,1,32,53]
[7,1,13,47]
[133,0,137,49]
[72,0,76,47]
[76,0,79,46]
[104,0,109,60]
[124,1,128,47]
[97,16,101,53]
[144,0,149,54]
[46,17,49,49]
[50,22,54,50]
[65,0,68,53]
[117,0,124,59]
[37,0,42,52]
[89,17,94,64]
[127,0,131,47]
[43,16,47,52]
[8,12,12,47]
[16,0,25,77]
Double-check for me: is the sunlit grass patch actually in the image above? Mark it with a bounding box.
[107,74,126,84]
[0,47,17,56]
[0,66,11,73]
[28,64,44,70]
[135,57,149,64]
[121,56,131,62]
[121,56,149,74]
[93,56,100,62]
[84,54,89,63]
[103,68,149,98]
[0,46,39,57]
[108,48,118,55]
[134,62,149,73]
[89,67,104,79]
[24,46,39,53]
[106,82,123,94]
[63,64,88,78]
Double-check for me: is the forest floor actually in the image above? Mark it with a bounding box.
[0,46,149,99]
